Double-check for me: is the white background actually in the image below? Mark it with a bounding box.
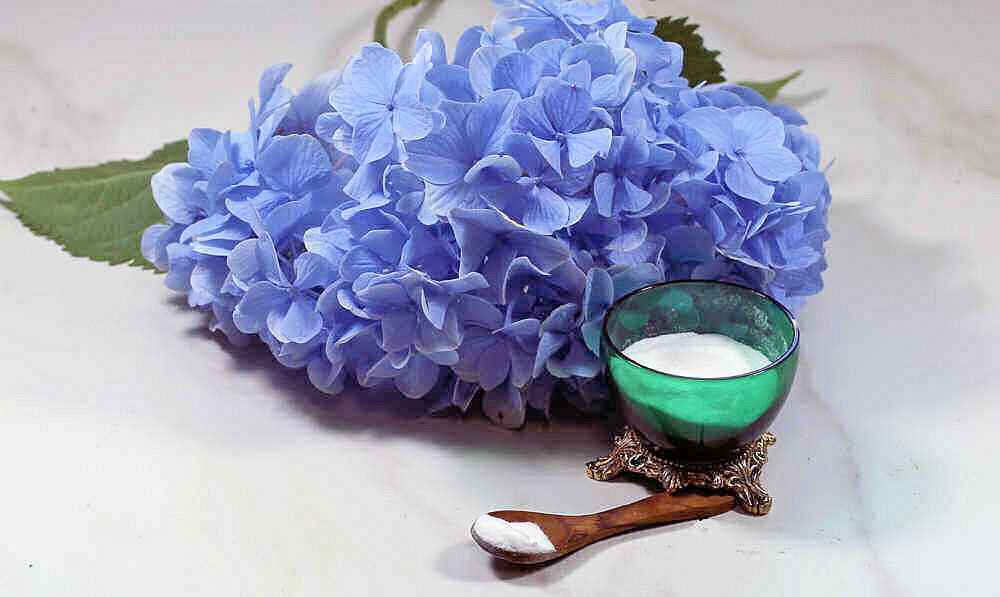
[1,1,998,594]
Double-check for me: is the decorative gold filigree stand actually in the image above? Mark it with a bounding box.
[586,426,777,515]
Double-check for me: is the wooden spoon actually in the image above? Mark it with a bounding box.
[471,492,736,565]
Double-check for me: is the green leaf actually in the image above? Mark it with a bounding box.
[737,70,803,101]
[653,16,725,85]
[0,140,188,270]
[374,0,424,47]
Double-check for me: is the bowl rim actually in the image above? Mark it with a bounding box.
[601,280,801,382]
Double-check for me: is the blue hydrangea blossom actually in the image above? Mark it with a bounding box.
[144,0,832,427]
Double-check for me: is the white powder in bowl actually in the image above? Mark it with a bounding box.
[622,332,771,378]
[472,514,556,554]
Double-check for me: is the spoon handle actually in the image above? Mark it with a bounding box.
[590,492,736,538]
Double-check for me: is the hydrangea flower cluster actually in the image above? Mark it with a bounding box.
[143,0,831,427]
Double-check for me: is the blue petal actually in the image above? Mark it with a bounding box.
[352,113,395,164]
[492,52,542,98]
[592,171,616,216]
[233,281,289,334]
[141,223,182,270]
[477,340,510,390]
[466,90,519,156]
[423,181,485,215]
[543,82,592,132]
[612,262,663,298]
[558,60,592,89]
[164,243,196,292]
[482,381,525,428]
[426,64,477,101]
[733,108,785,151]
[457,294,505,328]
[414,29,446,65]
[404,101,475,184]
[391,99,435,142]
[528,38,569,76]
[565,128,612,168]
[678,107,735,155]
[293,252,336,289]
[745,145,802,182]
[394,354,440,398]
[151,164,203,224]
[513,95,556,138]
[340,246,387,281]
[605,218,647,252]
[584,267,614,319]
[619,176,652,213]
[725,160,775,204]
[508,344,535,388]
[453,26,486,67]
[523,185,569,234]
[468,45,515,98]
[333,44,401,117]
[530,134,563,175]
[258,63,293,112]
[187,128,223,173]
[379,312,417,352]
[268,295,324,343]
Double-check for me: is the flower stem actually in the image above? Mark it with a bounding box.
[374,0,425,47]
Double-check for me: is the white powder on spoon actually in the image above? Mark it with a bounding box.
[622,332,771,378]
[472,514,556,554]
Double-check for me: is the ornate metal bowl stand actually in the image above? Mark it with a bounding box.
[586,426,777,515]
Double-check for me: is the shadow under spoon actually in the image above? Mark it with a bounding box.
[471,492,737,565]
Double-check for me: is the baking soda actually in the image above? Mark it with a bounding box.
[472,514,556,554]
[622,332,771,378]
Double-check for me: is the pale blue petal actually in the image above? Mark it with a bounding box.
[566,128,612,168]
[453,26,486,67]
[233,281,289,334]
[593,171,616,216]
[414,29,446,65]
[491,52,542,98]
[530,134,563,175]
[678,106,735,154]
[523,185,569,234]
[514,95,556,138]
[528,38,569,76]
[268,295,323,343]
[426,64,477,102]
[293,252,336,289]
[605,217,647,252]
[151,163,202,224]
[543,82,592,132]
[733,108,785,151]
[468,45,515,98]
[341,44,401,105]
[725,160,775,204]
[745,145,802,182]
[352,112,396,164]
[391,99,435,141]
[329,85,385,127]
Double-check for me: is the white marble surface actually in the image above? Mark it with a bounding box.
[2,1,999,595]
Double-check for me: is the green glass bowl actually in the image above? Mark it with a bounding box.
[601,280,800,462]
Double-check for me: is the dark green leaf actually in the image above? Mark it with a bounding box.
[653,16,725,85]
[737,70,803,101]
[0,140,188,270]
